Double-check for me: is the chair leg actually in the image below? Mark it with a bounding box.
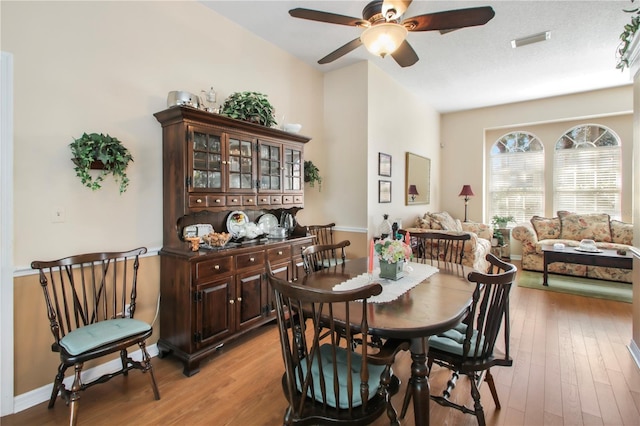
[484,369,501,408]
[120,349,129,376]
[380,365,400,426]
[399,377,413,419]
[69,363,83,426]
[49,363,67,408]
[139,341,161,400]
[469,373,486,426]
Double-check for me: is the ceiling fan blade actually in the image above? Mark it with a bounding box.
[318,38,363,64]
[391,40,419,67]
[382,0,412,20]
[403,6,495,32]
[289,8,368,27]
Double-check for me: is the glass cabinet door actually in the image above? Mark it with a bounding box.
[191,129,223,191]
[259,141,282,191]
[228,136,255,191]
[284,146,302,191]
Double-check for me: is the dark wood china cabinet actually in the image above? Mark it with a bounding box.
[154,107,312,376]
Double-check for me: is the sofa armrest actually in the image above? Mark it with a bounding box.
[461,222,493,241]
[512,223,538,254]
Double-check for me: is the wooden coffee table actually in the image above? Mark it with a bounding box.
[541,244,633,286]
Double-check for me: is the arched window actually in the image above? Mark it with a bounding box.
[489,132,544,223]
[554,124,621,219]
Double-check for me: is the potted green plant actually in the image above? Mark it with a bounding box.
[617,0,640,70]
[304,160,322,191]
[70,132,133,194]
[220,91,277,127]
[491,215,514,229]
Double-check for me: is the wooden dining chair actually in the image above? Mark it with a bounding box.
[399,253,516,425]
[401,230,471,266]
[267,267,410,425]
[301,240,350,273]
[31,247,160,426]
[307,222,336,245]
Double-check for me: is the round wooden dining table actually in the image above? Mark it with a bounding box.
[300,257,476,426]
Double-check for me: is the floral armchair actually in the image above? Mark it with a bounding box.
[404,211,493,272]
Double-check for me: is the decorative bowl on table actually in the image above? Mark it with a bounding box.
[202,232,232,247]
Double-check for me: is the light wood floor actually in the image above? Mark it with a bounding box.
[3,261,639,426]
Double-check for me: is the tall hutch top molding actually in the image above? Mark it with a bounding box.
[154,106,311,144]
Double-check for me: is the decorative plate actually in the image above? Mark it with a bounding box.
[258,213,278,235]
[575,247,602,253]
[226,210,249,239]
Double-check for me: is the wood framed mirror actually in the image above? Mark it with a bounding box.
[405,152,430,205]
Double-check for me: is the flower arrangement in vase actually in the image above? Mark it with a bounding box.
[375,238,412,280]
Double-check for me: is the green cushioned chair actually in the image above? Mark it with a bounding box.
[267,264,410,425]
[31,247,160,426]
[400,253,517,426]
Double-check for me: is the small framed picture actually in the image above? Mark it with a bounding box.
[378,153,391,177]
[379,180,391,203]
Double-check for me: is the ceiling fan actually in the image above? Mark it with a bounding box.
[289,0,495,67]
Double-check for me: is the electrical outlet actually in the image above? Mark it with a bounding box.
[51,207,65,223]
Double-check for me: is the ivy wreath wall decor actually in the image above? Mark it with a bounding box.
[69,132,133,194]
[304,160,322,191]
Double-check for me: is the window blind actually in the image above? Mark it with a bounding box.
[489,150,544,223]
[554,145,621,219]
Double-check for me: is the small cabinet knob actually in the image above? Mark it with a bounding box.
[213,264,220,270]
[196,198,203,204]
[249,257,255,262]
[215,199,221,203]
[277,251,283,256]
[237,297,242,302]
[229,299,234,304]
[247,198,253,203]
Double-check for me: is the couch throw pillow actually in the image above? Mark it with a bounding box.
[530,216,561,240]
[430,212,462,231]
[559,213,612,242]
[610,220,633,245]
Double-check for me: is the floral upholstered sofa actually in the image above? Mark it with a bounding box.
[405,211,493,272]
[512,211,634,283]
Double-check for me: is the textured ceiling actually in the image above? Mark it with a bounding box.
[202,1,634,113]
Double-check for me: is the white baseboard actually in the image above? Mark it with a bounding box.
[13,344,158,414]
[628,339,640,371]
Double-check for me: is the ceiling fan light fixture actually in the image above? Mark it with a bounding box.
[360,23,408,57]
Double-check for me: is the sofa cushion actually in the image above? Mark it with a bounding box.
[610,220,633,245]
[429,212,462,232]
[530,216,561,240]
[559,213,612,242]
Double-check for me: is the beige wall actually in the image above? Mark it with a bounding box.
[2,0,324,267]
[441,86,633,225]
[3,0,326,398]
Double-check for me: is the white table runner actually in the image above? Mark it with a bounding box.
[332,262,439,303]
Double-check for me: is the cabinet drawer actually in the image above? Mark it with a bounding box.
[208,195,225,207]
[257,195,270,205]
[292,240,313,257]
[195,256,233,282]
[269,195,283,205]
[188,195,208,208]
[189,195,226,208]
[268,246,292,263]
[226,195,242,206]
[293,195,303,204]
[282,195,294,204]
[236,251,265,271]
[242,195,257,206]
